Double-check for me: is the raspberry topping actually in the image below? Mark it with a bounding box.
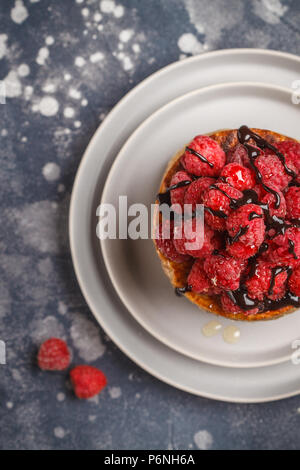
[289,265,300,297]
[226,204,265,260]
[203,253,244,291]
[170,170,192,210]
[187,259,212,294]
[184,177,215,213]
[202,183,243,231]
[38,338,71,371]
[155,220,191,262]
[285,186,300,220]
[220,163,256,191]
[156,126,300,316]
[255,153,295,190]
[70,365,107,399]
[181,135,226,177]
[245,260,288,301]
[173,218,215,258]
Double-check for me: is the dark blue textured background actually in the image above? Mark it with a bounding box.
[1,0,300,450]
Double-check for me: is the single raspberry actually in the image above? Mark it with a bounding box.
[226,143,250,167]
[261,186,286,218]
[203,253,244,291]
[245,260,288,301]
[268,226,300,267]
[155,220,191,263]
[272,141,300,174]
[183,177,215,213]
[226,204,265,260]
[289,265,300,297]
[187,259,212,294]
[202,182,243,231]
[38,338,71,371]
[221,292,259,315]
[220,163,256,191]
[70,365,107,399]
[170,171,192,210]
[285,186,300,219]
[255,153,295,190]
[181,135,226,177]
[173,219,215,258]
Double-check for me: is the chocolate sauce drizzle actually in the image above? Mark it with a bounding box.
[175,285,192,297]
[185,146,214,168]
[224,126,300,313]
[157,179,192,205]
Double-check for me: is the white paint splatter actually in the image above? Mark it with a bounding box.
[178,33,205,54]
[58,184,65,192]
[64,107,75,118]
[24,85,33,100]
[56,393,65,402]
[36,47,49,66]
[58,301,67,315]
[94,12,102,22]
[132,43,140,54]
[54,427,66,439]
[0,34,8,60]
[89,415,97,422]
[18,64,30,77]
[81,98,88,106]
[114,5,124,17]
[252,0,288,25]
[119,29,134,43]
[42,162,61,182]
[82,7,89,17]
[64,73,72,81]
[90,52,104,63]
[30,316,66,343]
[11,0,28,24]
[70,313,106,361]
[100,0,115,13]
[193,430,213,450]
[6,402,13,409]
[3,71,22,98]
[108,387,122,399]
[45,36,55,46]
[69,88,81,99]
[74,121,81,128]
[75,56,86,67]
[39,96,59,117]
[183,0,244,48]
[42,82,57,93]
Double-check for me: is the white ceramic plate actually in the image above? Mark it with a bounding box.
[101,81,300,368]
[70,49,300,401]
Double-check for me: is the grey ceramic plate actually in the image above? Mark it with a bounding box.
[70,49,300,402]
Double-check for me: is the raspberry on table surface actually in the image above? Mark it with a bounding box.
[38,338,71,371]
[70,365,107,399]
[181,135,226,177]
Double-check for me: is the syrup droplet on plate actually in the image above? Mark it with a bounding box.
[202,320,222,337]
[223,325,241,344]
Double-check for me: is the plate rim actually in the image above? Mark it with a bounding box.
[69,49,300,402]
[100,80,299,369]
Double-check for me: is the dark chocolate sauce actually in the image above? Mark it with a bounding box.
[175,285,192,297]
[228,225,249,245]
[185,146,214,168]
[248,211,263,220]
[288,239,298,260]
[157,180,191,205]
[204,206,227,219]
[223,126,300,313]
